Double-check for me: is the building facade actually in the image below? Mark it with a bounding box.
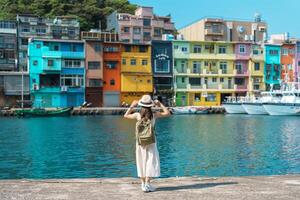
[173,40,265,106]
[179,16,267,43]
[296,41,300,82]
[121,44,153,104]
[28,39,85,108]
[17,15,80,72]
[106,6,176,44]
[280,43,295,83]
[151,40,173,106]
[264,44,281,89]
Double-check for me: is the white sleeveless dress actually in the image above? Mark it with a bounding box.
[135,113,160,178]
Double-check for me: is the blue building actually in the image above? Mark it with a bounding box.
[28,39,85,108]
[264,44,281,89]
[151,40,174,106]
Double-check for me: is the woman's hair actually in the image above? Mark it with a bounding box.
[140,107,153,121]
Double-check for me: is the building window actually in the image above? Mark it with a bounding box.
[181,47,188,52]
[89,79,102,87]
[218,46,226,54]
[219,62,227,73]
[48,60,54,67]
[174,45,179,50]
[220,77,224,82]
[94,44,101,52]
[70,44,77,52]
[253,49,259,55]
[147,79,151,83]
[269,50,279,55]
[65,60,81,68]
[192,61,201,73]
[33,60,38,66]
[133,27,141,34]
[235,62,243,73]
[106,61,117,69]
[21,26,30,33]
[205,94,216,102]
[110,79,115,85]
[254,85,260,90]
[194,93,201,102]
[133,39,140,44]
[143,18,151,26]
[54,45,59,51]
[254,63,260,71]
[36,27,46,34]
[104,46,119,52]
[154,28,162,37]
[21,38,28,46]
[154,59,170,73]
[212,77,217,82]
[36,44,41,49]
[123,27,130,33]
[235,78,245,85]
[181,77,185,83]
[139,46,147,52]
[239,45,246,54]
[130,59,136,65]
[142,59,148,66]
[193,45,201,53]
[88,61,101,69]
[298,61,300,66]
[61,75,84,87]
[204,61,209,66]
[124,45,131,52]
[122,59,126,65]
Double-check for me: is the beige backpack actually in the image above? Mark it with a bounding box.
[135,119,155,146]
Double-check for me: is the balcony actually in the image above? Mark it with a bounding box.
[42,50,84,59]
[164,22,175,30]
[34,86,60,93]
[234,69,249,76]
[236,85,248,91]
[205,29,224,36]
[155,84,173,90]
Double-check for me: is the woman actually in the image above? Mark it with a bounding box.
[124,95,170,192]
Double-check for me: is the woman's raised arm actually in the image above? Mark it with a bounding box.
[124,100,139,120]
[154,100,171,118]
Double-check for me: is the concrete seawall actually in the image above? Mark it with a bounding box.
[0,106,226,117]
[0,175,299,200]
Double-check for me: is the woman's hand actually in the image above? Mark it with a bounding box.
[130,100,139,108]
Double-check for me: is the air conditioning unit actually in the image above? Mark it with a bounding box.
[61,86,68,92]
[245,35,249,41]
[33,84,39,91]
[249,35,254,41]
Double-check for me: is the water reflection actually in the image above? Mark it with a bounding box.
[0,115,299,179]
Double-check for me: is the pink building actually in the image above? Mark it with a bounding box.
[106,7,176,44]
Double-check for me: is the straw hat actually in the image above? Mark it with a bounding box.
[138,95,154,107]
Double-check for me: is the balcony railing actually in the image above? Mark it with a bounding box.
[205,29,224,35]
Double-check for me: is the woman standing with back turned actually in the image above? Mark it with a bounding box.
[124,95,170,192]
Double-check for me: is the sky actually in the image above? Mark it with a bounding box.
[130,0,300,38]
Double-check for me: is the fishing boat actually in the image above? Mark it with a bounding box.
[242,92,274,115]
[263,90,300,116]
[171,106,209,115]
[15,107,73,117]
[222,97,247,114]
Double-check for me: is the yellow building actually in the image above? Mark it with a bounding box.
[120,44,153,104]
[174,40,265,106]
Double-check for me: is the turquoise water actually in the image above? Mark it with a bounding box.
[0,115,299,179]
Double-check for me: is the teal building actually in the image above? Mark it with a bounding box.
[264,44,281,89]
[28,39,85,108]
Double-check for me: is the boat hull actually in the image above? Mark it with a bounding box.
[222,103,247,114]
[263,103,300,116]
[171,107,209,115]
[242,103,268,115]
[16,107,73,117]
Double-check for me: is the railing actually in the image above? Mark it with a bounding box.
[205,29,224,35]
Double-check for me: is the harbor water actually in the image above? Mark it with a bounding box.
[0,115,299,179]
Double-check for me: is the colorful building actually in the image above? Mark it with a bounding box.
[280,43,295,83]
[28,39,85,108]
[295,41,300,82]
[84,39,103,107]
[151,40,174,106]
[174,40,266,106]
[264,44,281,89]
[179,16,267,43]
[106,6,176,44]
[121,44,153,104]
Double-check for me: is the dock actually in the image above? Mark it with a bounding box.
[0,175,299,200]
[0,106,226,117]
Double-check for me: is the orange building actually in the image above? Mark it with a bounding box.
[281,43,295,82]
[103,42,122,107]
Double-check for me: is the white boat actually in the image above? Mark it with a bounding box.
[222,97,247,114]
[171,106,209,115]
[242,92,278,115]
[263,90,300,116]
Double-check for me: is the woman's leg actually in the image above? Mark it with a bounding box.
[141,177,146,184]
[145,177,151,184]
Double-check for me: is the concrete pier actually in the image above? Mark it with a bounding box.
[0,175,299,200]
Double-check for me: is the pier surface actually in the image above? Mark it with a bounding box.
[0,175,299,200]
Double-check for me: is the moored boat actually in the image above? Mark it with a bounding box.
[263,103,300,116]
[222,97,247,114]
[171,106,209,115]
[241,92,273,115]
[15,107,73,117]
